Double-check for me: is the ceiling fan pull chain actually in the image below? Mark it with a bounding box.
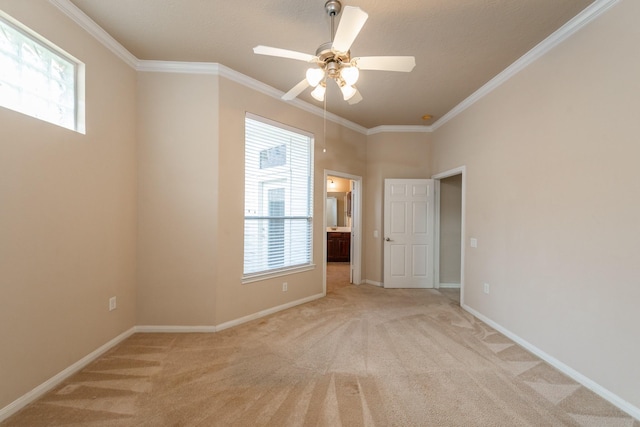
[323,93,327,153]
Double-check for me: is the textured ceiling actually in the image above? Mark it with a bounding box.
[69,0,594,129]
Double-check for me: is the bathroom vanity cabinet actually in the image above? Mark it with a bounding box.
[327,232,350,262]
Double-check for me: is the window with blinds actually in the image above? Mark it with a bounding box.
[243,114,314,279]
[0,14,82,132]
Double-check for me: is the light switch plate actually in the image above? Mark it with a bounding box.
[470,238,478,248]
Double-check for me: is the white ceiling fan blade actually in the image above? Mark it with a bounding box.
[347,89,363,105]
[332,6,368,54]
[253,45,316,62]
[282,79,310,100]
[354,56,416,72]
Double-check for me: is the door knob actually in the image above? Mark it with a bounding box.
[385,237,392,242]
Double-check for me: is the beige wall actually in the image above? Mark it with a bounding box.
[136,72,219,326]
[215,78,367,325]
[364,132,432,284]
[439,174,462,285]
[432,0,640,408]
[0,0,137,409]
[4,0,638,416]
[136,74,367,327]
[327,176,351,193]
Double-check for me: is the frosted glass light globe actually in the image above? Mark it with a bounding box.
[340,66,360,86]
[340,84,356,101]
[311,83,326,101]
[306,68,325,87]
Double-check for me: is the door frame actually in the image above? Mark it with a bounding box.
[323,170,363,295]
[432,166,466,306]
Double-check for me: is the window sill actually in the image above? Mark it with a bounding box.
[242,264,316,284]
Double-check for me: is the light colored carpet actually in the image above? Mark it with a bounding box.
[437,288,460,305]
[3,269,638,426]
[327,262,352,294]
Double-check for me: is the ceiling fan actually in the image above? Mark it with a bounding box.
[253,0,416,105]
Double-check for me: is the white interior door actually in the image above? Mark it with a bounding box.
[384,179,434,288]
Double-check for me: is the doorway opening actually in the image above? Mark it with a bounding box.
[324,170,362,295]
[433,166,466,306]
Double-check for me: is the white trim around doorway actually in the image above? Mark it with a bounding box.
[324,170,363,295]
[432,166,466,306]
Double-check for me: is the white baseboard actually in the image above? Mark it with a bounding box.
[364,279,383,287]
[135,325,217,333]
[6,299,637,422]
[0,326,136,423]
[439,282,461,289]
[1,293,326,422]
[137,293,325,334]
[462,303,640,421]
[216,293,324,331]
[365,280,459,289]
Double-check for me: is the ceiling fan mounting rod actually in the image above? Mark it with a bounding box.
[316,1,351,76]
[325,0,342,42]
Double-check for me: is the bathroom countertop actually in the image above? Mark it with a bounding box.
[326,227,351,233]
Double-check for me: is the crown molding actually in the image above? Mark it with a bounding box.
[284,95,369,135]
[367,125,432,135]
[45,0,370,135]
[49,0,139,69]
[430,0,620,131]
[136,60,369,134]
[136,60,219,75]
[50,0,619,135]
[45,0,415,136]
[215,64,368,135]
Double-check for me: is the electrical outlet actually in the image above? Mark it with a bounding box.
[109,296,117,311]
[282,282,288,292]
[483,283,490,294]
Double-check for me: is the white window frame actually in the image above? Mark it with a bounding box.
[0,12,85,133]
[243,113,315,283]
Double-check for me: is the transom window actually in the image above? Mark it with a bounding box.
[243,114,314,280]
[0,14,83,132]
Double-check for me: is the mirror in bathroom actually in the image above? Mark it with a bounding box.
[327,192,348,227]
[326,197,337,227]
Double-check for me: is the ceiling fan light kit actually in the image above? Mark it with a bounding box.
[253,0,415,104]
[341,66,359,86]
[311,82,327,102]
[340,82,357,101]
[306,68,325,87]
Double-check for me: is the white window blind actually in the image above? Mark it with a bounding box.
[244,115,314,278]
[0,14,80,131]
